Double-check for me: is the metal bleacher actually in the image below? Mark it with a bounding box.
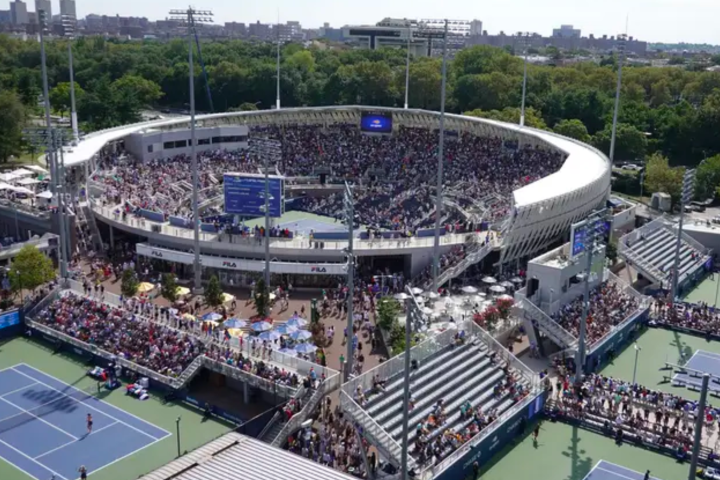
[340,321,539,473]
[619,217,711,286]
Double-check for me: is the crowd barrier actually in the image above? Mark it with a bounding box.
[139,208,165,223]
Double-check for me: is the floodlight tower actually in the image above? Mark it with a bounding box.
[609,34,627,163]
[518,32,532,127]
[671,169,696,300]
[276,12,281,110]
[404,19,413,109]
[169,7,213,293]
[61,15,79,143]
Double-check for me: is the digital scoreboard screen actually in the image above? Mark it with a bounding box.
[571,220,610,258]
[224,173,285,218]
[360,112,393,134]
[0,310,20,331]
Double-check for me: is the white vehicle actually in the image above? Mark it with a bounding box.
[621,163,643,171]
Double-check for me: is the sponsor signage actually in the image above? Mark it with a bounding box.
[0,310,20,331]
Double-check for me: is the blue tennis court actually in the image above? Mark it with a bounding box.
[584,460,662,480]
[0,363,170,480]
[672,349,720,392]
[278,218,349,236]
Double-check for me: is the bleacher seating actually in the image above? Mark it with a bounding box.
[356,337,530,465]
[623,223,709,284]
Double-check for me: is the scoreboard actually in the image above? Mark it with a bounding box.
[223,173,285,218]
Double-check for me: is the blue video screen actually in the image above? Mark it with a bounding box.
[0,310,20,330]
[224,174,284,218]
[360,112,393,133]
[572,220,610,257]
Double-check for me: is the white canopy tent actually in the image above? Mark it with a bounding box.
[25,165,49,174]
[17,178,40,186]
[0,173,19,182]
[36,191,53,199]
[10,168,34,177]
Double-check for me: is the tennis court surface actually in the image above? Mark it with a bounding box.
[0,363,170,480]
[672,349,720,392]
[277,217,348,236]
[584,461,661,480]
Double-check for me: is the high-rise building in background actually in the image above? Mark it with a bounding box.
[60,0,76,19]
[470,19,483,36]
[553,24,581,38]
[35,0,51,19]
[10,0,28,25]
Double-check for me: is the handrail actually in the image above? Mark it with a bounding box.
[516,292,577,349]
[258,411,282,441]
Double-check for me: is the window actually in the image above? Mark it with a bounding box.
[163,141,174,150]
[211,136,222,144]
[147,145,154,153]
[198,138,210,145]
[174,140,187,148]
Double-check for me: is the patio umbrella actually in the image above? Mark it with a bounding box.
[202,312,223,322]
[175,286,191,296]
[275,323,298,335]
[137,282,155,294]
[287,316,308,328]
[489,285,506,293]
[226,328,244,337]
[511,277,523,284]
[410,287,424,295]
[423,291,440,299]
[498,294,514,301]
[394,293,410,301]
[499,281,515,289]
[224,318,247,329]
[291,330,313,341]
[461,286,478,294]
[36,190,53,199]
[421,307,434,316]
[251,321,273,332]
[259,330,282,341]
[278,348,295,355]
[182,313,195,321]
[222,293,236,303]
[482,276,497,284]
[295,343,318,354]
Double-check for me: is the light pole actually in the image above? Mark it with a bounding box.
[61,15,79,143]
[609,34,627,163]
[251,138,282,302]
[632,343,641,384]
[401,287,421,480]
[175,416,182,457]
[572,208,609,383]
[275,12,281,110]
[169,7,214,294]
[671,169,696,300]
[415,20,449,292]
[404,19,412,109]
[518,32,531,127]
[689,374,709,480]
[343,182,355,382]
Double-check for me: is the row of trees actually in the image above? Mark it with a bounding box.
[2,35,720,168]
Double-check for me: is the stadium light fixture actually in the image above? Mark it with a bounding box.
[343,182,354,382]
[276,10,281,110]
[404,19,412,109]
[609,33,627,163]
[61,15,79,143]
[432,19,449,292]
[671,168,696,300]
[169,7,214,293]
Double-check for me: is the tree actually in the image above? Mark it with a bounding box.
[205,275,223,308]
[695,154,720,200]
[253,278,269,317]
[121,268,139,298]
[592,123,648,162]
[230,102,259,111]
[49,82,85,118]
[465,107,547,129]
[377,297,402,331]
[161,273,178,303]
[644,152,684,204]
[0,91,25,162]
[553,119,591,143]
[407,58,442,110]
[454,72,517,112]
[9,246,54,295]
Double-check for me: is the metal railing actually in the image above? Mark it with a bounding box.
[423,240,495,290]
[258,411,282,441]
[200,356,297,398]
[516,291,577,349]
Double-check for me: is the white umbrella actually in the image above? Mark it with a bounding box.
[498,294,514,301]
[489,285,506,293]
[500,281,515,289]
[11,168,33,177]
[0,182,14,190]
[394,293,410,301]
[482,276,497,284]
[0,173,18,182]
[26,165,48,174]
[421,307,434,315]
[36,191,53,199]
[410,287,424,295]
[17,177,39,185]
[423,291,440,299]
[461,286,478,294]
[12,186,34,195]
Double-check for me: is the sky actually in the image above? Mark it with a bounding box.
[4,0,718,45]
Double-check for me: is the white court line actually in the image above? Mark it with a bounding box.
[596,466,660,480]
[16,363,172,438]
[34,421,119,459]
[696,350,720,360]
[77,434,166,480]
[12,366,168,441]
[0,382,38,399]
[0,397,78,440]
[0,437,68,480]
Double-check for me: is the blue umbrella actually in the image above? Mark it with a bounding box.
[295,343,317,354]
[202,312,223,322]
[291,330,313,341]
[259,330,282,341]
[287,316,308,328]
[224,318,247,329]
[251,321,273,332]
[275,324,298,335]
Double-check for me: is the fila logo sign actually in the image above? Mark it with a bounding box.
[151,250,163,258]
[311,267,327,273]
[222,261,238,268]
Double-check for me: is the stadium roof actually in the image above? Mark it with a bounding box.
[141,432,357,480]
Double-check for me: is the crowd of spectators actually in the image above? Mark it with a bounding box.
[649,300,720,336]
[552,281,641,346]
[550,369,716,455]
[92,124,563,232]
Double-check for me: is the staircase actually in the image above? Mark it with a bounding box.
[260,414,285,443]
[171,355,205,390]
[81,201,103,252]
[517,294,577,351]
[424,240,495,289]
